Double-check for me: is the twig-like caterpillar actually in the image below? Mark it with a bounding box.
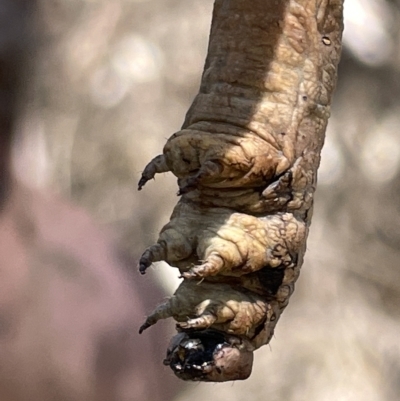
[138,0,344,382]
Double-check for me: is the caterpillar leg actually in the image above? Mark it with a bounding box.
[139,226,194,274]
[139,243,167,274]
[177,298,266,337]
[138,154,170,190]
[182,221,262,279]
[139,301,172,334]
[177,313,218,331]
[177,297,235,331]
[181,252,228,279]
[142,280,267,337]
[178,160,223,195]
[182,214,267,279]
[182,212,306,279]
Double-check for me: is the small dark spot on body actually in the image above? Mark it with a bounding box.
[256,267,285,296]
[182,157,191,164]
[252,319,267,338]
[302,95,307,101]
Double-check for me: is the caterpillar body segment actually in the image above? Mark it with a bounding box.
[139,280,269,338]
[140,130,292,194]
[139,201,306,278]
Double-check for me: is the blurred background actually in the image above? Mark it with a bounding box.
[3,0,400,400]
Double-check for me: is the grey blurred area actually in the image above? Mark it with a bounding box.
[5,0,400,400]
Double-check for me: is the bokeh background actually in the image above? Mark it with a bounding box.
[5,0,400,400]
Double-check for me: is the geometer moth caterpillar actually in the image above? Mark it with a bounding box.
[138,0,344,382]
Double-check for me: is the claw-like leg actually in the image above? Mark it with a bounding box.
[141,280,267,337]
[139,302,172,334]
[138,154,170,190]
[181,253,225,279]
[140,201,305,279]
[178,160,223,195]
[139,220,195,274]
[183,212,306,278]
[177,313,218,330]
[139,243,167,274]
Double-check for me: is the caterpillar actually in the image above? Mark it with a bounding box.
[138,0,344,382]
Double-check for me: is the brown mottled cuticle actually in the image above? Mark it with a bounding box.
[138,0,344,382]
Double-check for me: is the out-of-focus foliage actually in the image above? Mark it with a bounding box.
[15,0,213,269]
[12,0,400,400]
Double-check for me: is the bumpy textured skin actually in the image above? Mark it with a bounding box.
[138,0,344,382]
[139,202,306,278]
[139,280,270,337]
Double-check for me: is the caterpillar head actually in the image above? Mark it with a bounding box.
[163,329,254,382]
